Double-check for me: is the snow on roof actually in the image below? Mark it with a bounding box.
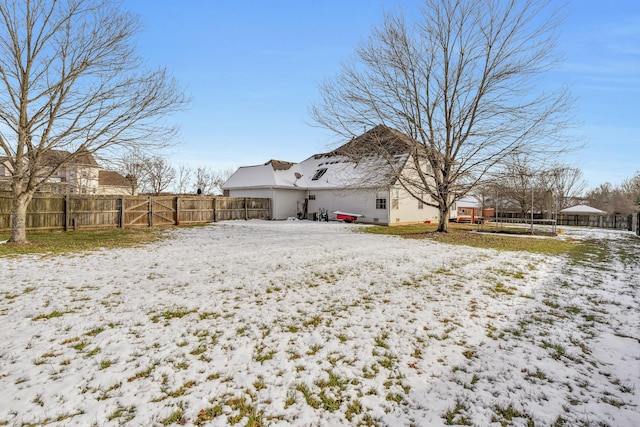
[222,125,412,191]
[559,205,607,215]
[457,195,482,208]
[222,162,304,189]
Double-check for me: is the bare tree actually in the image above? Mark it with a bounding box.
[175,164,193,194]
[493,155,587,217]
[620,172,640,209]
[113,148,149,195]
[311,0,574,231]
[585,183,636,215]
[194,166,231,196]
[0,0,189,243]
[542,164,587,210]
[493,155,541,217]
[143,156,175,195]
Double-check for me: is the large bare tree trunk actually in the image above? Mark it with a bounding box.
[9,187,31,244]
[437,206,448,232]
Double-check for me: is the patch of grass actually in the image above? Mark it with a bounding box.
[296,383,321,409]
[442,398,472,425]
[165,380,197,398]
[86,347,101,357]
[99,358,116,370]
[150,307,197,324]
[85,327,105,337]
[363,223,585,255]
[0,228,166,257]
[194,405,223,425]
[255,346,276,363]
[107,404,136,423]
[345,399,362,421]
[226,396,264,425]
[491,403,533,425]
[128,360,160,382]
[303,315,323,329]
[161,407,184,426]
[32,310,67,321]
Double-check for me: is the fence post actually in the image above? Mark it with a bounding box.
[244,198,248,220]
[148,197,153,227]
[175,196,180,226]
[213,197,217,222]
[63,195,68,232]
[118,197,124,228]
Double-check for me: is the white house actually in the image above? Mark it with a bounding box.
[222,125,442,225]
[0,150,136,195]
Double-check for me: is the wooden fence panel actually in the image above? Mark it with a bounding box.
[67,196,120,230]
[0,193,10,230]
[245,197,271,220]
[178,197,214,224]
[0,192,271,233]
[27,195,65,230]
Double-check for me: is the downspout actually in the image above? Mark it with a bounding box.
[271,186,275,220]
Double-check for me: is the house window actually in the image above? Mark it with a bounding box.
[308,194,316,200]
[311,168,327,181]
[418,192,424,209]
[376,198,386,209]
[390,188,399,210]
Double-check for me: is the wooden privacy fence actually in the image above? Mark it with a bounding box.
[0,193,271,232]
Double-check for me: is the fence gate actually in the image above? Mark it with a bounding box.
[122,197,150,227]
[150,197,177,226]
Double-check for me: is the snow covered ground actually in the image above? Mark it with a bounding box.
[0,220,638,426]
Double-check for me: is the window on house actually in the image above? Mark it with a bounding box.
[391,188,399,210]
[376,198,387,209]
[308,194,316,200]
[418,192,424,209]
[311,168,327,181]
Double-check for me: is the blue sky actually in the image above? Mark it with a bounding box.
[126,0,640,191]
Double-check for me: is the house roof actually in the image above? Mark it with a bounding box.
[99,170,130,187]
[265,159,295,171]
[457,195,482,208]
[41,149,100,167]
[222,125,413,191]
[559,205,607,215]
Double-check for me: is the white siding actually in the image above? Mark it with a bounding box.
[389,184,440,225]
[274,189,307,220]
[307,188,390,225]
[227,188,306,220]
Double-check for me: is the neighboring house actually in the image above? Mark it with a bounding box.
[0,150,137,195]
[40,149,101,194]
[222,125,443,225]
[456,195,495,223]
[97,171,137,195]
[0,159,11,191]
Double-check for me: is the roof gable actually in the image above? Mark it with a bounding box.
[99,170,130,187]
[223,125,415,191]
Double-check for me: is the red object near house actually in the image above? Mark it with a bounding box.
[333,211,362,223]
